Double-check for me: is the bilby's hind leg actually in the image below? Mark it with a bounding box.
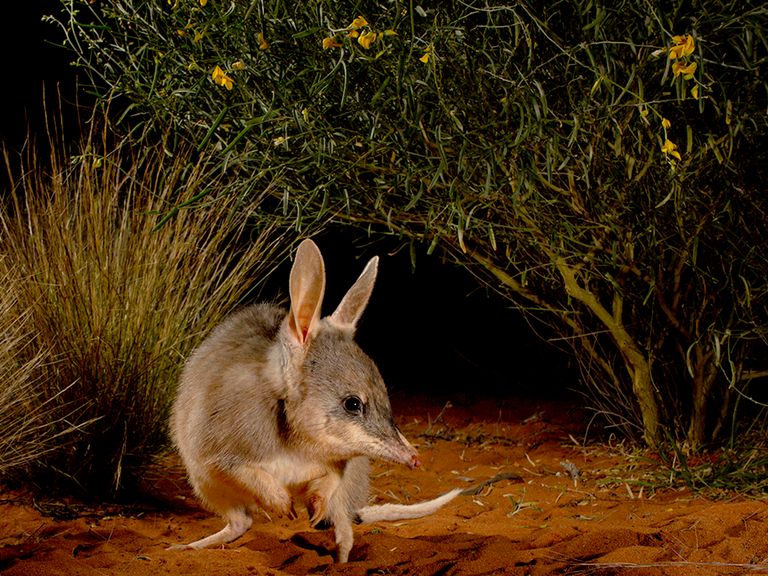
[327,457,370,562]
[168,506,252,550]
[331,507,354,563]
[169,464,295,551]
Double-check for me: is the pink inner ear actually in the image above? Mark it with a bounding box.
[292,302,317,344]
[298,314,310,341]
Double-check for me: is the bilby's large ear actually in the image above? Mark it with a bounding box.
[329,256,378,331]
[287,239,325,345]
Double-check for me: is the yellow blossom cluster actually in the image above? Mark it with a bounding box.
[174,0,266,91]
[420,44,433,64]
[209,56,256,90]
[658,33,704,163]
[347,16,378,49]
[668,34,694,60]
[321,15,398,53]
[668,34,699,99]
[660,137,681,161]
[211,65,233,90]
[658,115,681,161]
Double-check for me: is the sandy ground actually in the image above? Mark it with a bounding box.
[2,393,768,575]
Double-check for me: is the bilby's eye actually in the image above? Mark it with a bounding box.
[343,396,364,415]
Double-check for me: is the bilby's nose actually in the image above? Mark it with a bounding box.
[397,429,420,469]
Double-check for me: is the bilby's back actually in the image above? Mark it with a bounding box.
[172,303,286,476]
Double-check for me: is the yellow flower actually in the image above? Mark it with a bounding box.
[668,34,695,59]
[232,60,246,71]
[347,29,359,39]
[661,117,671,130]
[661,139,681,161]
[691,84,699,100]
[419,44,433,64]
[672,60,697,79]
[322,37,342,49]
[211,65,234,90]
[257,32,269,51]
[349,16,368,29]
[200,0,207,5]
[357,30,377,49]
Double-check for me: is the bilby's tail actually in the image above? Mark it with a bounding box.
[356,488,462,524]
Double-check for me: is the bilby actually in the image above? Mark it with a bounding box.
[170,239,460,562]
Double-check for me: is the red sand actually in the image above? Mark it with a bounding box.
[2,393,768,575]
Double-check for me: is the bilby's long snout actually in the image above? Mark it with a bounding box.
[370,425,420,468]
[394,428,420,469]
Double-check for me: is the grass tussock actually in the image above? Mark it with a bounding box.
[0,126,294,498]
[0,284,83,475]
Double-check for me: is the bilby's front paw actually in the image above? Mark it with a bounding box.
[278,499,298,520]
[306,493,329,527]
[263,488,297,519]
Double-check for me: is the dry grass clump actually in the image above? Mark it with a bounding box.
[0,126,292,497]
[0,283,85,475]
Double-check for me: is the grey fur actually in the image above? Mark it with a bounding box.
[169,239,459,562]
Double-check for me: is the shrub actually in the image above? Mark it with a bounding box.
[0,123,298,497]
[48,1,768,448]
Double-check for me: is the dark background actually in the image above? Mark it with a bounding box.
[1,2,81,153]
[1,2,574,403]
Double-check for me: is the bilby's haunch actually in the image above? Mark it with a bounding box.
[170,239,460,562]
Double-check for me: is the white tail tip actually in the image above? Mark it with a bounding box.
[356,488,462,524]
